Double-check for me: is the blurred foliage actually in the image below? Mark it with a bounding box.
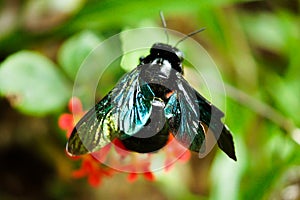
[0,51,71,115]
[0,0,300,199]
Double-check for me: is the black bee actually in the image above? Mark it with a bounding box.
[67,14,236,161]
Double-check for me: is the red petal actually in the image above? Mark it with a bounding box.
[91,143,112,162]
[72,168,86,178]
[164,158,175,172]
[88,172,102,187]
[58,114,73,130]
[178,151,191,162]
[167,134,174,144]
[101,167,115,177]
[127,173,138,182]
[69,97,83,114]
[66,129,73,138]
[112,138,126,149]
[82,158,95,173]
[112,139,130,157]
[143,172,155,181]
[120,163,136,172]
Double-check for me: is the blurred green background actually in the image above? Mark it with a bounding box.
[0,0,300,199]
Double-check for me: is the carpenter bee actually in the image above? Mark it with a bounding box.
[67,14,236,161]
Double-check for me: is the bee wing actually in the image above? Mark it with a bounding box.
[166,73,236,160]
[67,94,114,156]
[165,76,206,153]
[67,67,154,156]
[110,67,154,137]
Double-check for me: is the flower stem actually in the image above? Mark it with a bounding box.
[224,83,299,144]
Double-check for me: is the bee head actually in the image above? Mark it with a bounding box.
[150,43,183,73]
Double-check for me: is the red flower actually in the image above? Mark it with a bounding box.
[91,139,155,183]
[58,97,84,138]
[58,97,192,187]
[72,155,115,187]
[163,134,191,172]
[127,171,155,182]
[121,154,155,182]
[58,97,115,187]
[112,138,130,158]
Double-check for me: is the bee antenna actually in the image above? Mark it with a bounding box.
[175,27,206,47]
[159,11,169,44]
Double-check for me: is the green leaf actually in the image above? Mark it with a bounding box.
[0,51,71,115]
[58,30,102,80]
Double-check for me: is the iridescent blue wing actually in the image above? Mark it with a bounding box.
[164,76,206,152]
[109,67,154,138]
[165,73,236,160]
[67,67,154,156]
